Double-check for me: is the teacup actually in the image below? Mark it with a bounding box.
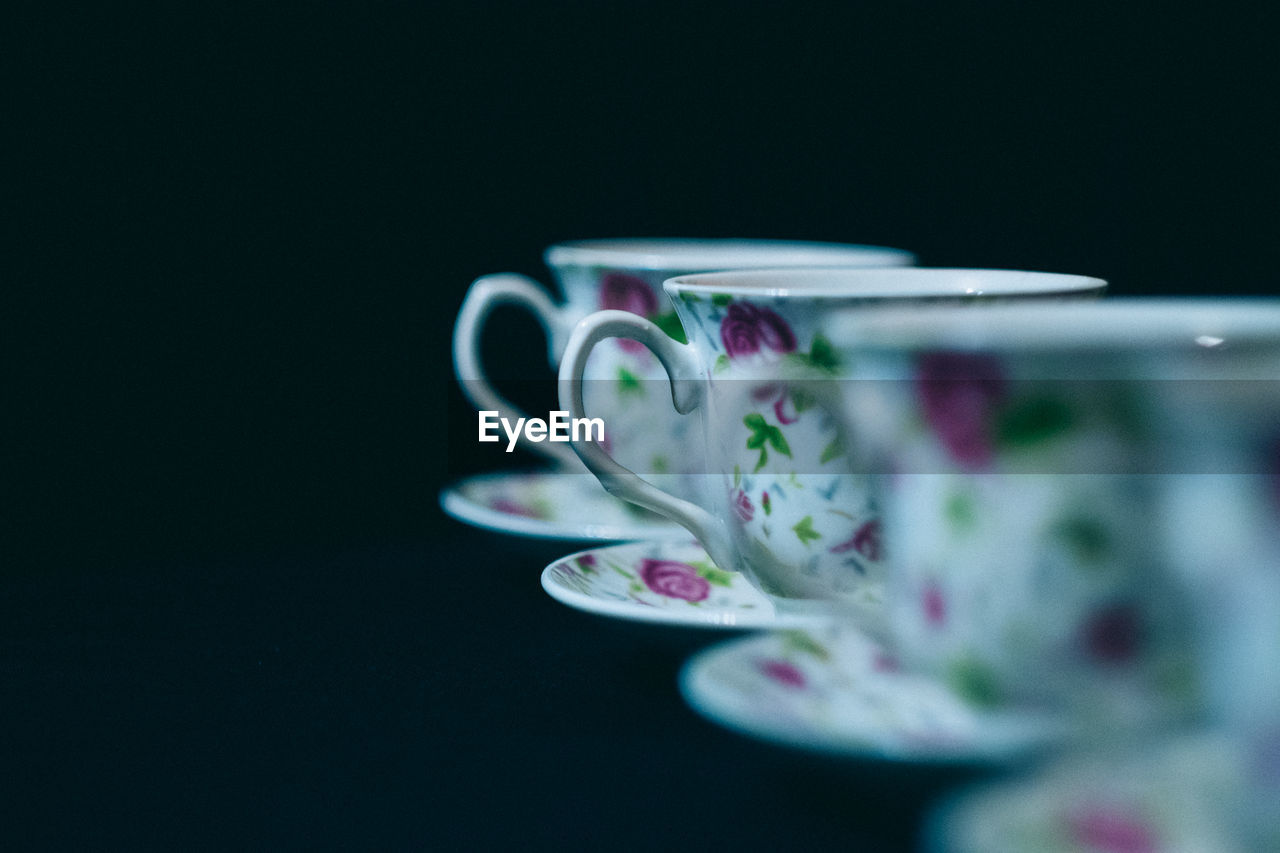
[831,299,1280,724]
[1139,304,1280,733]
[557,268,1106,617]
[454,239,914,474]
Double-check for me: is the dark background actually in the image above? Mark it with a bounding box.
[10,1,1280,848]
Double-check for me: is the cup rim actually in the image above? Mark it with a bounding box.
[664,267,1107,299]
[830,297,1280,352]
[544,238,916,271]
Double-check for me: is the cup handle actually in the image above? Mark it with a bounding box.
[558,309,736,572]
[452,273,580,468]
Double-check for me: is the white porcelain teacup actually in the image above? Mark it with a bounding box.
[558,268,1106,617]
[454,239,914,477]
[833,299,1280,726]
[1138,305,1280,734]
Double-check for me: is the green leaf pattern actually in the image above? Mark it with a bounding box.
[617,366,642,395]
[651,310,688,345]
[781,631,831,661]
[744,413,792,473]
[792,515,820,545]
[995,396,1074,447]
[819,439,844,464]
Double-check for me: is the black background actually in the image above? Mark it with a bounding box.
[10,2,1280,849]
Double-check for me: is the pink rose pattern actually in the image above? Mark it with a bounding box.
[922,580,947,627]
[600,272,659,354]
[830,518,882,562]
[750,382,798,424]
[757,659,806,688]
[1080,603,1140,664]
[639,558,710,602]
[720,303,797,359]
[872,650,899,672]
[1066,804,1157,853]
[732,488,754,522]
[915,352,1006,470]
[750,382,782,402]
[489,498,542,519]
[772,390,798,425]
[599,271,658,317]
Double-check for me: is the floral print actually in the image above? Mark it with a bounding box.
[938,735,1262,852]
[860,343,1197,722]
[489,498,546,519]
[684,626,1066,763]
[757,659,806,688]
[915,351,1006,470]
[599,271,658,317]
[773,393,799,425]
[1080,603,1140,664]
[830,519,882,562]
[599,271,659,354]
[720,302,797,359]
[743,412,792,472]
[872,650,899,672]
[542,540,816,629]
[639,558,711,602]
[751,382,800,424]
[922,580,947,627]
[663,289,886,606]
[1065,805,1157,853]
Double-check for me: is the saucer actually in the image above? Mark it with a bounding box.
[680,625,1069,764]
[440,471,687,541]
[927,732,1252,852]
[541,539,831,629]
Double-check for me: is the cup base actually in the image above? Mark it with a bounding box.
[766,583,889,641]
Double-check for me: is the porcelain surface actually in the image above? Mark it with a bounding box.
[680,624,1069,764]
[832,300,1280,722]
[560,269,1106,612]
[541,539,833,629]
[440,472,686,541]
[929,731,1280,852]
[455,240,913,472]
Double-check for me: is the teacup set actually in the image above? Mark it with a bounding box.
[448,239,1280,848]
[447,239,914,539]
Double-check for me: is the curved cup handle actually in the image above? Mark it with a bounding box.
[558,309,736,572]
[453,273,580,468]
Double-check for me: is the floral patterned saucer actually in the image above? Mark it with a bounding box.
[440,471,687,541]
[541,539,830,629]
[927,732,1272,852]
[680,624,1070,764]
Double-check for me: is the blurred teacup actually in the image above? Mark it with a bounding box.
[1140,302,1280,733]
[833,300,1280,726]
[558,268,1105,616]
